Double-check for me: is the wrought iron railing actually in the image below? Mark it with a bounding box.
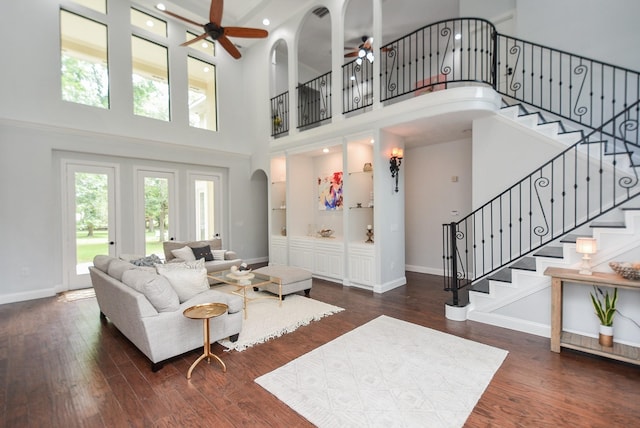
[342,58,374,114]
[443,101,640,305]
[297,71,332,129]
[270,91,289,137]
[496,34,640,134]
[380,18,496,102]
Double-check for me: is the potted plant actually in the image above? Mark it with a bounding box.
[590,286,618,347]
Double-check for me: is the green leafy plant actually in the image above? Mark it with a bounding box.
[590,286,618,326]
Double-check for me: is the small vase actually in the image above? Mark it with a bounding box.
[598,325,613,347]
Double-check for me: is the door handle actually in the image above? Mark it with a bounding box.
[109,241,115,245]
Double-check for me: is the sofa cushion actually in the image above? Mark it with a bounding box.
[156,259,209,302]
[191,245,214,261]
[121,269,180,312]
[171,246,196,262]
[93,255,113,273]
[107,259,136,281]
[212,249,226,261]
[163,239,223,261]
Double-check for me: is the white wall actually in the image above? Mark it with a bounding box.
[405,138,472,274]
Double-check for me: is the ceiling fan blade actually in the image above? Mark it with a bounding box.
[224,27,269,39]
[161,9,204,28]
[344,51,359,58]
[363,37,373,50]
[180,33,209,47]
[210,0,224,26]
[217,35,242,59]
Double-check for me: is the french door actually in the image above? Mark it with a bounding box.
[63,161,118,289]
[135,169,177,257]
[189,172,222,241]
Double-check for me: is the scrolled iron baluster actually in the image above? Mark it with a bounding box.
[454,228,468,280]
[573,64,589,117]
[352,63,362,106]
[533,176,550,237]
[508,44,522,92]
[319,77,327,118]
[617,118,640,188]
[386,46,397,93]
[440,26,452,76]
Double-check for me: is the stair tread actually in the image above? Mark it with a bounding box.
[533,246,564,258]
[589,221,626,228]
[559,234,589,243]
[488,268,512,283]
[470,279,490,294]
[510,257,537,271]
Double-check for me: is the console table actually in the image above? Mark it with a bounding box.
[544,267,640,365]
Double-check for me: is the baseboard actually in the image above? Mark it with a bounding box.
[374,276,406,293]
[405,264,443,276]
[467,310,551,338]
[245,256,268,265]
[0,288,56,305]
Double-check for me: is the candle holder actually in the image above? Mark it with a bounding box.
[365,227,374,243]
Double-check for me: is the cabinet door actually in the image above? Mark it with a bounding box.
[315,241,343,279]
[349,245,374,286]
[270,237,287,265]
[290,239,314,271]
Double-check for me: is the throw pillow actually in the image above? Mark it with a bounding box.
[121,269,180,312]
[107,259,136,281]
[171,245,196,262]
[212,249,227,261]
[156,259,209,302]
[191,245,213,261]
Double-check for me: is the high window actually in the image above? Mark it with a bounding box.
[188,57,217,131]
[70,0,106,14]
[131,36,169,121]
[131,8,167,38]
[60,9,109,108]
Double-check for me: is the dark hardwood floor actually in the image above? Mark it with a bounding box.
[1,271,639,427]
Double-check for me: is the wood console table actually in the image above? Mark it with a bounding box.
[544,267,640,365]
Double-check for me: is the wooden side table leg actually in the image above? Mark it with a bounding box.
[550,277,562,353]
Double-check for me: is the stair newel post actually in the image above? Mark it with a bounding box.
[449,221,460,307]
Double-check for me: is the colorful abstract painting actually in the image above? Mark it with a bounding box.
[318,171,343,210]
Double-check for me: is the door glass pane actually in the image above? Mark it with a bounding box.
[195,179,216,240]
[144,177,169,256]
[188,56,217,131]
[75,172,109,274]
[132,36,169,120]
[60,10,109,108]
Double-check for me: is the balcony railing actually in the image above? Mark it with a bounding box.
[380,18,496,102]
[270,91,289,137]
[342,58,374,114]
[297,71,332,129]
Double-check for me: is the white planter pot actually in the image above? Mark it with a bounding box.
[599,324,613,347]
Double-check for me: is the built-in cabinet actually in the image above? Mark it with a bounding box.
[269,134,391,291]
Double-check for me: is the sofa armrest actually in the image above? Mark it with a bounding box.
[224,250,238,260]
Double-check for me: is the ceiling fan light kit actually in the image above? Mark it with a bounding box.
[158,0,268,59]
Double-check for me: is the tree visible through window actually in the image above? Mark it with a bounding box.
[132,36,169,121]
[60,10,109,108]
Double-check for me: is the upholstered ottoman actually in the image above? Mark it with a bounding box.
[253,265,312,300]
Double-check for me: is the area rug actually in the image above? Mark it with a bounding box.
[255,315,508,428]
[217,286,344,351]
[57,288,96,302]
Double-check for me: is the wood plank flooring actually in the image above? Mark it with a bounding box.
[1,271,639,427]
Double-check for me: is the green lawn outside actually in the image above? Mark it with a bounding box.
[76,230,164,263]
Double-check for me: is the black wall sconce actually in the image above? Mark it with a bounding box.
[389,147,403,192]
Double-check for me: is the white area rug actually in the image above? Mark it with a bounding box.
[217,286,344,351]
[255,315,508,428]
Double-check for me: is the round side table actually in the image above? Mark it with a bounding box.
[183,302,229,379]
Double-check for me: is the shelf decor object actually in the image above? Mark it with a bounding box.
[366,224,374,243]
[389,148,403,193]
[576,237,597,275]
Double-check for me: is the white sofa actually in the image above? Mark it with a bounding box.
[162,239,242,283]
[89,255,243,371]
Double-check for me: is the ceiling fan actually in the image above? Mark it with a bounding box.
[344,36,374,61]
[158,0,268,59]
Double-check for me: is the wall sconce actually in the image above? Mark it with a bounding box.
[576,237,597,275]
[389,147,403,192]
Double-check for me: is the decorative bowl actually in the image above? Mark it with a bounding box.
[609,261,640,280]
[318,229,334,238]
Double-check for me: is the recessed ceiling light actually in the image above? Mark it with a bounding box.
[370,139,374,144]
[455,33,462,40]
[262,18,270,26]
[156,3,166,11]
[322,148,329,153]
[350,75,356,81]
[203,67,210,73]
[202,42,208,48]
[146,20,154,27]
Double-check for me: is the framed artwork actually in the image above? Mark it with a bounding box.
[318,171,343,210]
